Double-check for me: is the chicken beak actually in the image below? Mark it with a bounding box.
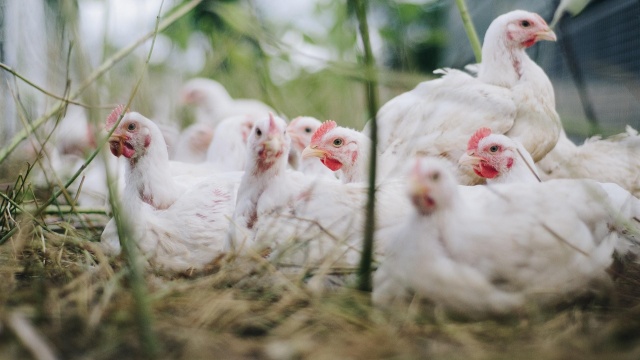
[408,177,430,198]
[301,145,327,159]
[264,135,282,154]
[108,134,125,157]
[535,28,557,42]
[408,175,436,215]
[408,161,430,199]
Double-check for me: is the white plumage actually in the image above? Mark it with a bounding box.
[458,131,640,254]
[226,114,409,270]
[301,120,372,183]
[72,150,126,209]
[373,157,636,316]
[301,120,402,183]
[537,127,640,197]
[287,116,336,178]
[205,115,256,172]
[47,104,96,157]
[171,122,215,163]
[100,106,240,271]
[180,77,275,127]
[458,127,540,184]
[373,10,560,184]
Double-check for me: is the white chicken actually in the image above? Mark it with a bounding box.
[536,127,640,197]
[373,10,560,185]
[205,115,256,172]
[226,114,409,270]
[301,120,400,183]
[287,116,336,178]
[47,104,96,157]
[373,157,636,316]
[71,149,126,209]
[458,130,640,252]
[301,120,372,183]
[100,106,241,271]
[458,127,540,184]
[171,122,215,163]
[180,77,275,127]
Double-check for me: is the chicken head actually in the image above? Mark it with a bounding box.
[302,120,365,172]
[408,157,457,215]
[498,10,556,49]
[458,128,515,179]
[287,116,322,153]
[106,105,153,160]
[248,113,290,173]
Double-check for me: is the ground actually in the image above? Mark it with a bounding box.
[1,216,640,360]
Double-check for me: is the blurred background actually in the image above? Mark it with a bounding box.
[0,0,638,147]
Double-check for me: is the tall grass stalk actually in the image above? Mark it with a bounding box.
[0,0,204,165]
[98,0,183,355]
[351,0,380,292]
[0,62,102,109]
[18,0,203,219]
[454,0,482,63]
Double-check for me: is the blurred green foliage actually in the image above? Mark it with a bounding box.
[157,0,447,127]
[373,0,449,72]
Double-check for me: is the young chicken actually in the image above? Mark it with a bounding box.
[373,157,635,316]
[537,127,640,197]
[171,122,215,163]
[458,127,540,184]
[287,116,336,178]
[373,10,560,185]
[100,105,241,271]
[459,130,640,255]
[301,120,397,183]
[180,78,275,127]
[227,114,409,271]
[205,115,256,172]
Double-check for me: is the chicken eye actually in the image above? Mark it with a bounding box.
[521,20,531,28]
[127,123,136,131]
[489,145,500,153]
[431,172,440,181]
[305,127,312,133]
[256,128,262,136]
[332,138,343,147]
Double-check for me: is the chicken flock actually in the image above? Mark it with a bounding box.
[29,10,640,317]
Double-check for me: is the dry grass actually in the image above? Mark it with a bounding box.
[1,1,639,358]
[1,214,640,359]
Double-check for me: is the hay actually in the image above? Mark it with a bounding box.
[1,219,640,359]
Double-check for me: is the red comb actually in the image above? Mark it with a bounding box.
[106,104,127,129]
[268,113,278,134]
[312,120,337,144]
[467,127,492,151]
